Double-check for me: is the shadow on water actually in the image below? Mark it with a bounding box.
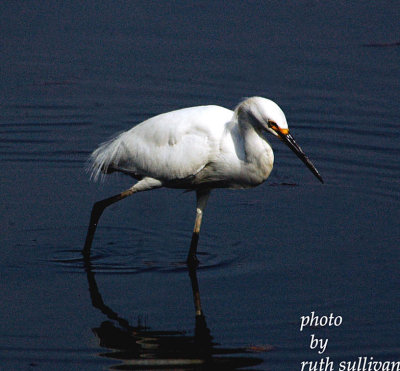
[83,258,266,370]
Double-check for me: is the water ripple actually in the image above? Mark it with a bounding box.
[29,226,241,275]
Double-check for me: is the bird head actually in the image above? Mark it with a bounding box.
[237,97,323,183]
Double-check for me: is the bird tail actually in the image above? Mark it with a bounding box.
[87,132,127,182]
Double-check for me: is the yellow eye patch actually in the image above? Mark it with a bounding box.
[278,128,289,135]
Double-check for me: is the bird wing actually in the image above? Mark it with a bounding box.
[93,105,233,182]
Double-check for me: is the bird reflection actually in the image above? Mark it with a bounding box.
[83,258,264,370]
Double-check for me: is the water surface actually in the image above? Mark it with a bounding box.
[1,1,399,369]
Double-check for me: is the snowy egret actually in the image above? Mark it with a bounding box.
[83,97,323,265]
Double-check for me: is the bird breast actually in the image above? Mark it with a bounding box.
[193,123,274,189]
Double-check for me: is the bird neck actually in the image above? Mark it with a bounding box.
[236,116,274,179]
[238,116,265,150]
[241,117,269,150]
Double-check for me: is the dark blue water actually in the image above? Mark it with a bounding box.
[1,1,399,369]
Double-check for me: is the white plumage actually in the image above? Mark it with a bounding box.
[89,97,296,190]
[84,97,323,264]
[89,105,232,183]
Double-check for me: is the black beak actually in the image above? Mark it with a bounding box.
[280,132,324,183]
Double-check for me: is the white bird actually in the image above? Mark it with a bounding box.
[83,97,323,265]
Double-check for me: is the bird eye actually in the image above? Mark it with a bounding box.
[268,120,278,130]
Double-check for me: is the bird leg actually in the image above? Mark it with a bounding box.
[188,262,212,344]
[83,187,136,257]
[188,263,203,316]
[186,189,211,267]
